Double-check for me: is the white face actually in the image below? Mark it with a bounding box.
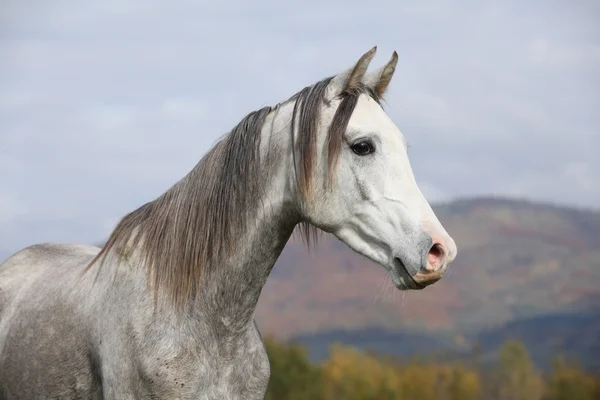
[305,49,457,290]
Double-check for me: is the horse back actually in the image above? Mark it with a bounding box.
[0,243,103,399]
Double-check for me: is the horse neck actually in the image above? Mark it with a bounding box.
[86,99,304,352]
[191,102,300,333]
[198,207,297,333]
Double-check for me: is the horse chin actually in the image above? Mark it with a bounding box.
[389,262,427,291]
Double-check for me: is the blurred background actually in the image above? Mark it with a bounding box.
[1,1,599,398]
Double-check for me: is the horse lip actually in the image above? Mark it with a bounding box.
[393,257,426,290]
[407,272,426,289]
[413,270,444,287]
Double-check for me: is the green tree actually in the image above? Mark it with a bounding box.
[321,343,400,400]
[543,354,597,400]
[491,339,544,400]
[263,337,324,400]
[448,364,480,400]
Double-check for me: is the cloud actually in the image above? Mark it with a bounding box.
[0,0,598,258]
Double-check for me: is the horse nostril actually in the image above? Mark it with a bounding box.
[426,243,446,271]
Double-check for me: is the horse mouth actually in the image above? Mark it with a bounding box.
[393,257,426,290]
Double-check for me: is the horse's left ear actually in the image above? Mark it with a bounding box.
[330,46,378,94]
[363,51,398,99]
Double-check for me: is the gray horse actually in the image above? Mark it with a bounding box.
[0,47,457,399]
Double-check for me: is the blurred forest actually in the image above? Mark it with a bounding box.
[264,337,600,400]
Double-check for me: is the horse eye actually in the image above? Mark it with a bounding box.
[350,140,375,156]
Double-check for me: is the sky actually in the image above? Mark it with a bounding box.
[1,0,599,259]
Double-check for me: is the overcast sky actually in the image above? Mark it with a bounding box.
[1,0,599,259]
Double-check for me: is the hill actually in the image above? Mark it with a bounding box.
[289,311,600,371]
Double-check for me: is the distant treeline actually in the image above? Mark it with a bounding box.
[264,337,599,400]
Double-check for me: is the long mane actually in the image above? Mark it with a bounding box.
[87,76,380,311]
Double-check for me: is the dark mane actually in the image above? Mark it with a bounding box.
[87,76,380,311]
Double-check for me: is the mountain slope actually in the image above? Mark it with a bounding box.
[289,311,600,371]
[255,197,600,345]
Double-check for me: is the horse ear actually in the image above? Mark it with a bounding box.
[330,46,378,94]
[363,51,398,98]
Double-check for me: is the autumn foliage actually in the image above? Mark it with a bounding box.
[263,337,599,400]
